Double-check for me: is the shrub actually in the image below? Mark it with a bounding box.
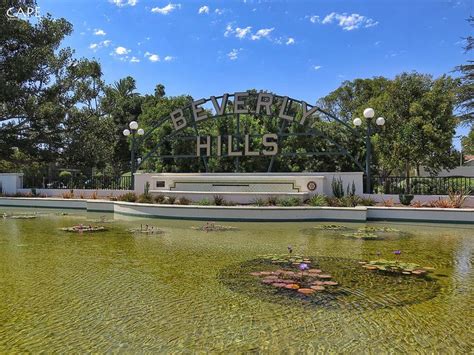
[177,197,191,205]
[399,194,414,206]
[137,193,153,204]
[411,200,425,208]
[326,197,342,207]
[427,199,454,208]
[357,197,376,206]
[448,188,470,208]
[332,177,344,198]
[267,196,279,206]
[213,195,225,206]
[79,192,85,199]
[30,188,38,197]
[381,198,394,207]
[154,194,166,204]
[346,181,356,197]
[59,170,72,182]
[197,199,212,206]
[166,196,176,205]
[253,198,267,206]
[340,195,362,207]
[118,192,137,202]
[278,197,302,207]
[144,181,150,195]
[90,191,98,200]
[62,190,74,199]
[308,194,328,207]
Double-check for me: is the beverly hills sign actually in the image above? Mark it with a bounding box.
[168,91,322,157]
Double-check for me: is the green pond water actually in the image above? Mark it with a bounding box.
[0,207,473,353]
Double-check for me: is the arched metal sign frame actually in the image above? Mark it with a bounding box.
[134,91,365,173]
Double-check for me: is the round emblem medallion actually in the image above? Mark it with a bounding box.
[307,181,317,191]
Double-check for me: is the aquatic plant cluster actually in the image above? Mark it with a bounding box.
[60,225,107,233]
[360,260,435,276]
[250,255,339,296]
[311,224,403,240]
[127,224,164,234]
[2,213,37,219]
[191,222,238,232]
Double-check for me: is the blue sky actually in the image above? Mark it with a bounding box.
[40,0,472,147]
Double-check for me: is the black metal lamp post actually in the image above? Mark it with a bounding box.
[353,108,385,194]
[123,121,144,190]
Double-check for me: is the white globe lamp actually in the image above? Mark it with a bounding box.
[123,129,131,136]
[137,128,145,136]
[376,117,385,126]
[353,117,362,127]
[363,108,375,119]
[129,121,138,130]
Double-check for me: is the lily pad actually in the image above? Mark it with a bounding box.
[362,259,434,276]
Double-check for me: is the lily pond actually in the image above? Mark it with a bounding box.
[0,207,473,352]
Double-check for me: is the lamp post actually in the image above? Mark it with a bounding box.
[353,108,385,194]
[123,121,144,190]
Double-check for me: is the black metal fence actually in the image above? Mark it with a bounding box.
[371,176,474,195]
[23,175,132,190]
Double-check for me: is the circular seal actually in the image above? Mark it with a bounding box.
[307,181,317,191]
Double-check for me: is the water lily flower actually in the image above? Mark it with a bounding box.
[299,263,309,271]
[393,250,401,255]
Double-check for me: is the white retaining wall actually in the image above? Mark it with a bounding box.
[0,197,472,223]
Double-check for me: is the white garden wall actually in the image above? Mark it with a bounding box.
[134,172,364,201]
[0,173,23,195]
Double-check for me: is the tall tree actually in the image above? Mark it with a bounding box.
[319,73,459,177]
[102,76,143,174]
[0,0,74,165]
[461,128,474,155]
[455,16,474,125]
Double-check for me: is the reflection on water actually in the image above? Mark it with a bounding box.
[0,207,473,352]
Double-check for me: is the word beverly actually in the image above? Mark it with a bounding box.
[169,91,321,132]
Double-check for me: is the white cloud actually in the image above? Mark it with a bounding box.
[130,56,140,63]
[286,37,295,45]
[198,5,209,14]
[227,48,241,61]
[164,55,174,61]
[115,46,130,55]
[235,26,252,39]
[89,40,111,51]
[224,24,234,37]
[94,29,106,36]
[320,12,378,31]
[309,15,320,23]
[251,27,274,40]
[109,0,137,7]
[151,3,181,14]
[145,52,160,62]
[313,65,322,71]
[214,8,223,15]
